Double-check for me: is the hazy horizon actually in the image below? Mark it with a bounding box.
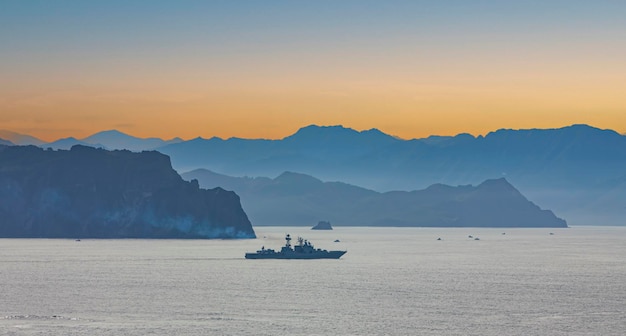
[1,122,621,144]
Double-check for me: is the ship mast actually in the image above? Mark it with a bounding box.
[285,234,292,248]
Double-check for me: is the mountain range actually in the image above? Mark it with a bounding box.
[159,124,626,226]
[182,169,566,228]
[2,124,624,225]
[0,129,182,151]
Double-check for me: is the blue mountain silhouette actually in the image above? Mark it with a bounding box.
[161,124,625,225]
[183,168,566,228]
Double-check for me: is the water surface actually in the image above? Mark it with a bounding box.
[1,227,625,335]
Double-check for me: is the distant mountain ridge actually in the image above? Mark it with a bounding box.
[5,124,625,225]
[0,130,45,146]
[43,137,105,150]
[81,130,183,151]
[3,129,182,151]
[183,169,567,228]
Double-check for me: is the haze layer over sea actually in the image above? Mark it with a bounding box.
[1,227,625,336]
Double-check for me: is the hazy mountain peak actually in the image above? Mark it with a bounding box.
[275,171,323,184]
[286,124,356,138]
[184,168,229,179]
[42,137,105,150]
[0,130,45,146]
[424,183,456,192]
[419,135,454,144]
[565,123,602,130]
[478,177,513,189]
[483,124,624,152]
[284,124,399,146]
[561,124,622,137]
[83,129,138,142]
[455,133,476,140]
[487,123,611,137]
[80,129,174,151]
[420,132,477,147]
[93,129,128,136]
[361,127,386,135]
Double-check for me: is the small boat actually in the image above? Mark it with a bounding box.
[245,234,346,259]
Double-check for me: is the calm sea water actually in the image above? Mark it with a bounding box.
[1,227,625,336]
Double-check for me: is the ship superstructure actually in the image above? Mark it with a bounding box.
[245,234,346,259]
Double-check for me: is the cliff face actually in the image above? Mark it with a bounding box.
[0,145,255,238]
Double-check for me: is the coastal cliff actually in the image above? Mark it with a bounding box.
[0,145,255,238]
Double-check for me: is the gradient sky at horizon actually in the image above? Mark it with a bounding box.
[1,0,625,141]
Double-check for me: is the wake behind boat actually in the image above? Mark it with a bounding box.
[245,234,346,259]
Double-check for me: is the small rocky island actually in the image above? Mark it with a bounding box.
[0,145,256,239]
[311,220,333,230]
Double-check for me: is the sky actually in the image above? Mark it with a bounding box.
[1,0,625,141]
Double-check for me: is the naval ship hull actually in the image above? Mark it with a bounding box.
[245,250,346,259]
[245,234,346,259]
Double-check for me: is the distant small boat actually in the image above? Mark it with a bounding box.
[334,239,340,242]
[474,237,480,240]
[75,239,81,242]
[468,235,473,238]
[437,237,442,241]
[549,232,554,235]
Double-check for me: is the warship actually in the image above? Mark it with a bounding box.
[245,234,346,259]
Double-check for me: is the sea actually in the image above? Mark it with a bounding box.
[1,226,625,336]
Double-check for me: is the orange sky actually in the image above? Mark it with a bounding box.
[1,1,625,141]
[3,67,624,141]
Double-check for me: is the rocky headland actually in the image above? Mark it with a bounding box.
[0,145,255,238]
